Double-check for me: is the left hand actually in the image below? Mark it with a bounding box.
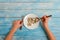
[12,20,23,29]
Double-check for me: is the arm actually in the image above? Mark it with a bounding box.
[5,20,23,40]
[41,16,56,40]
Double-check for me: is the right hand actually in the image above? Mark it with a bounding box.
[41,15,50,28]
[41,15,49,24]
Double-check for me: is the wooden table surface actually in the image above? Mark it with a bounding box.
[0,0,60,40]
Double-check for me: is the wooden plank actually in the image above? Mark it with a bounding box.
[0,10,60,38]
[0,17,60,25]
[0,36,48,40]
[0,18,60,36]
[0,36,60,40]
[0,3,60,10]
[0,10,60,17]
[0,25,46,36]
[0,0,60,40]
[0,0,60,3]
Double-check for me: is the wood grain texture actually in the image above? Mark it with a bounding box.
[0,0,60,3]
[0,3,60,10]
[0,0,60,40]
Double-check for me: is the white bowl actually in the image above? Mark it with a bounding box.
[23,14,39,29]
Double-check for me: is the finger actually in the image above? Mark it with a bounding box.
[13,20,17,23]
[43,15,50,20]
[41,17,44,20]
[13,20,20,23]
[41,15,47,21]
[16,20,22,23]
[19,21,22,24]
[42,15,47,18]
[44,15,47,18]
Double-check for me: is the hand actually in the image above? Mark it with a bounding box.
[41,15,50,28]
[5,20,23,40]
[12,20,23,29]
[41,15,49,24]
[41,15,56,40]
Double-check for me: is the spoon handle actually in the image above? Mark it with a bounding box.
[46,15,52,17]
[40,15,52,19]
[20,16,24,30]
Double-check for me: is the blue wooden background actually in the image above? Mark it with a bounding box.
[0,0,60,40]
